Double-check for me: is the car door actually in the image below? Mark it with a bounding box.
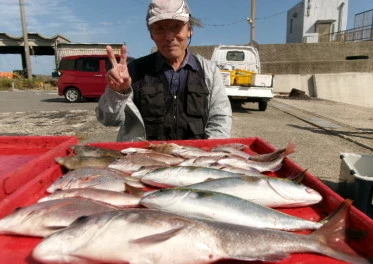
[76,57,106,97]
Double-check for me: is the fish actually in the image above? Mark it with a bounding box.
[216,143,295,172]
[180,176,322,208]
[177,156,223,167]
[47,169,144,193]
[120,147,159,154]
[140,166,245,188]
[0,198,118,237]
[207,164,267,177]
[47,167,132,193]
[210,146,253,159]
[70,145,124,158]
[129,152,185,165]
[107,153,170,174]
[55,155,118,170]
[249,142,296,162]
[140,188,324,231]
[148,142,229,159]
[38,188,141,208]
[130,165,166,178]
[32,201,370,264]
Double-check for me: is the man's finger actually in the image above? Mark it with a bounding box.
[119,45,127,65]
[106,45,118,67]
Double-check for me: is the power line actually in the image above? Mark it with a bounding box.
[202,8,289,28]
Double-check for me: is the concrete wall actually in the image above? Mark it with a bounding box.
[191,42,373,74]
[273,73,373,108]
[190,42,373,108]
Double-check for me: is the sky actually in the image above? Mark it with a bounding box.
[0,0,371,75]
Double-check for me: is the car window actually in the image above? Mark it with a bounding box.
[104,56,135,72]
[59,59,76,70]
[78,58,100,72]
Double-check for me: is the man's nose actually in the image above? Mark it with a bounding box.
[165,31,175,40]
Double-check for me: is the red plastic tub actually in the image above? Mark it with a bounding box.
[0,136,78,202]
[0,137,371,264]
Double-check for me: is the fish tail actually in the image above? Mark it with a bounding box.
[282,142,296,157]
[310,199,370,264]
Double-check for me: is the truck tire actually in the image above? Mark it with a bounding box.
[258,101,267,111]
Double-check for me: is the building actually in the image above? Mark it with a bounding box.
[286,0,348,43]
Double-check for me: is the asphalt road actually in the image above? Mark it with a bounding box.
[1,89,372,193]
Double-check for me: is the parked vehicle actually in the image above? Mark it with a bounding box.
[57,54,134,103]
[211,45,273,111]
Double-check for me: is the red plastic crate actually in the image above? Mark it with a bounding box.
[0,137,372,264]
[0,136,78,201]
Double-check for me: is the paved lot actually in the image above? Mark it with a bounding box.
[1,89,372,192]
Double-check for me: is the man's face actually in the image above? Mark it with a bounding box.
[150,19,191,62]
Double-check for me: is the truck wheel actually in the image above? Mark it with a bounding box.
[64,87,81,103]
[258,101,267,111]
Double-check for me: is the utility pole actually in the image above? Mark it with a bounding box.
[247,0,256,45]
[19,0,32,79]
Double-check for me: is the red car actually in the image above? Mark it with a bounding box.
[57,54,134,102]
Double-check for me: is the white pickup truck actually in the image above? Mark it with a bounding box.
[211,45,274,111]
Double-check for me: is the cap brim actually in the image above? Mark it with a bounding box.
[148,13,189,25]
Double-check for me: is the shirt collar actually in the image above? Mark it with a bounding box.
[155,49,198,72]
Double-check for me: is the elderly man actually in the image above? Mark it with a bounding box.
[96,0,232,141]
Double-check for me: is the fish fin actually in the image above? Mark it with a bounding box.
[129,225,186,245]
[46,225,68,231]
[228,253,291,263]
[286,169,307,183]
[124,183,145,197]
[282,141,296,157]
[311,199,365,257]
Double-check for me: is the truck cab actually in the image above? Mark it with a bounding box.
[211,45,273,111]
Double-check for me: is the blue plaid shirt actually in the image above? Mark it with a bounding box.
[154,50,198,96]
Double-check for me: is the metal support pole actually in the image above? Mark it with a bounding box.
[250,0,256,44]
[19,0,32,79]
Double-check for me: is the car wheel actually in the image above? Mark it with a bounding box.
[258,101,267,111]
[64,87,81,103]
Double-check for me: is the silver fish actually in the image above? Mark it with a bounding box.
[183,176,322,208]
[140,166,244,188]
[210,146,253,159]
[108,153,169,174]
[47,170,144,193]
[216,143,295,172]
[130,152,185,165]
[178,156,222,167]
[70,145,124,158]
[38,188,141,208]
[32,201,369,264]
[55,155,118,170]
[0,198,118,237]
[148,142,229,159]
[249,142,296,162]
[205,164,266,177]
[140,188,323,231]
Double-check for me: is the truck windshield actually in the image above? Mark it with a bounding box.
[226,51,245,61]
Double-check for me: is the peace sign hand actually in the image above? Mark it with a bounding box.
[105,45,132,93]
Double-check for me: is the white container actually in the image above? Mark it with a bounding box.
[252,74,273,87]
[339,153,373,217]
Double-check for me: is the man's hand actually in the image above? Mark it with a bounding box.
[106,45,132,93]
